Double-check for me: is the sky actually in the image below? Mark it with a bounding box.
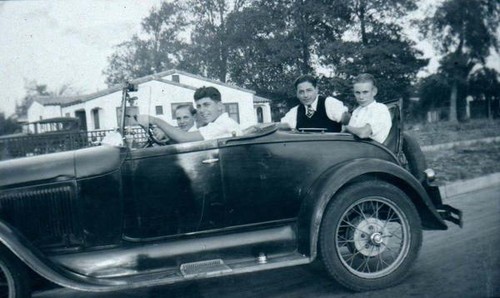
[0,0,163,117]
[0,1,498,118]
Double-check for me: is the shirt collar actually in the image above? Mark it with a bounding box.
[304,96,319,110]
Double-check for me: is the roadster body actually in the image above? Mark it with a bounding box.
[0,85,462,297]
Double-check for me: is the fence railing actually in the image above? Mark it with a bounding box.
[0,128,148,161]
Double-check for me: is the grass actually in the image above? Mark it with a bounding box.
[406,118,500,146]
[406,119,500,184]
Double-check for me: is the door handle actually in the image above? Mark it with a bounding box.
[202,158,219,164]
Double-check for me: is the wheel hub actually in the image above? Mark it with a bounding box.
[353,218,389,256]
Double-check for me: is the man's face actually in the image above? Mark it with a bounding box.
[175,108,195,131]
[353,82,377,107]
[195,97,223,124]
[296,81,318,106]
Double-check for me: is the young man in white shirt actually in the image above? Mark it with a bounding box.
[344,73,392,144]
[280,74,350,132]
[175,104,198,132]
[136,86,241,143]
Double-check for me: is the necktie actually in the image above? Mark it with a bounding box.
[306,105,314,118]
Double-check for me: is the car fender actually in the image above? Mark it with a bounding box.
[297,158,448,260]
[0,220,126,292]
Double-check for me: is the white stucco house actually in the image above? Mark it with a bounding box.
[27,70,272,131]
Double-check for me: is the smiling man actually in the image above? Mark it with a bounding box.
[135,86,241,143]
[344,73,392,143]
[280,74,350,132]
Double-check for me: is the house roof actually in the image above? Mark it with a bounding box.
[253,95,271,103]
[31,69,259,109]
[155,69,256,94]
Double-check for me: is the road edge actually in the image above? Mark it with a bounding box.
[439,172,500,199]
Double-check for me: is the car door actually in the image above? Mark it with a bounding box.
[122,140,224,240]
[218,139,309,227]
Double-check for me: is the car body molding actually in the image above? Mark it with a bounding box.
[297,158,448,259]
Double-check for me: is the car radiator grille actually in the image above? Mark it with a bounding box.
[0,184,81,248]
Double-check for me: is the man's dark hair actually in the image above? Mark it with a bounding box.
[193,86,221,102]
[353,73,377,86]
[294,74,317,89]
[175,104,196,115]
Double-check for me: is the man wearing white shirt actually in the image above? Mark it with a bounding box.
[345,73,392,144]
[280,75,350,132]
[174,104,198,132]
[136,86,241,143]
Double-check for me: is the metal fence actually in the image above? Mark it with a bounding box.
[0,128,148,161]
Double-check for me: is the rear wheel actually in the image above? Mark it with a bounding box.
[0,246,30,298]
[319,180,422,291]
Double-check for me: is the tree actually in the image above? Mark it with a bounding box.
[421,0,499,122]
[103,2,188,86]
[469,68,500,119]
[15,80,81,118]
[416,73,451,120]
[185,0,251,83]
[0,113,21,136]
[318,0,426,105]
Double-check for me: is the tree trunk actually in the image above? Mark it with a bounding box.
[449,81,458,123]
[487,96,492,120]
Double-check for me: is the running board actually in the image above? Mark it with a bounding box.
[94,252,311,292]
[180,259,232,278]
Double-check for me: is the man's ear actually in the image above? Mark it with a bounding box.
[217,101,224,112]
[372,86,378,97]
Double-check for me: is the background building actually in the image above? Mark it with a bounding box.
[27,70,272,131]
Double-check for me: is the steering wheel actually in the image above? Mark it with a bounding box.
[130,115,171,147]
[144,124,171,147]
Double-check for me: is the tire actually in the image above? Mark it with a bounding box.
[402,132,427,181]
[0,245,31,298]
[319,180,422,292]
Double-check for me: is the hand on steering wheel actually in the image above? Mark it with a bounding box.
[131,114,170,147]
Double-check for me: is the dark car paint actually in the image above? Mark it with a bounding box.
[0,127,451,292]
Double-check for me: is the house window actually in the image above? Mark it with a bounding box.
[155,105,164,115]
[65,113,70,118]
[116,106,139,127]
[171,102,194,120]
[172,75,180,83]
[224,103,240,123]
[92,108,100,130]
[257,107,264,123]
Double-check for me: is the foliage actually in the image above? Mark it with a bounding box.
[0,113,21,136]
[420,0,499,122]
[468,68,500,119]
[414,73,451,120]
[103,0,429,120]
[15,80,81,118]
[103,2,189,86]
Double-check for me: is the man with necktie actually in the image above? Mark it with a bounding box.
[280,74,350,132]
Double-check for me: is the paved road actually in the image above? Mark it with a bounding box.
[34,186,500,298]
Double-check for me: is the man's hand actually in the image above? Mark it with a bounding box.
[135,114,153,127]
[152,127,168,141]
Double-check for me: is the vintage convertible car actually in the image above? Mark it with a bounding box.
[0,84,461,297]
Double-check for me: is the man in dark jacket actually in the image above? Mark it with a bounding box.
[280,75,350,132]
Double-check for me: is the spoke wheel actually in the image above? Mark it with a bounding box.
[0,246,30,298]
[320,180,422,291]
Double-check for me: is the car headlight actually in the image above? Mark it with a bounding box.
[424,168,436,182]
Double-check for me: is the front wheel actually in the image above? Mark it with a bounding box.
[319,180,422,292]
[0,245,31,298]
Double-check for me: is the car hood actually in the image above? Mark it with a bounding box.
[0,145,123,188]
